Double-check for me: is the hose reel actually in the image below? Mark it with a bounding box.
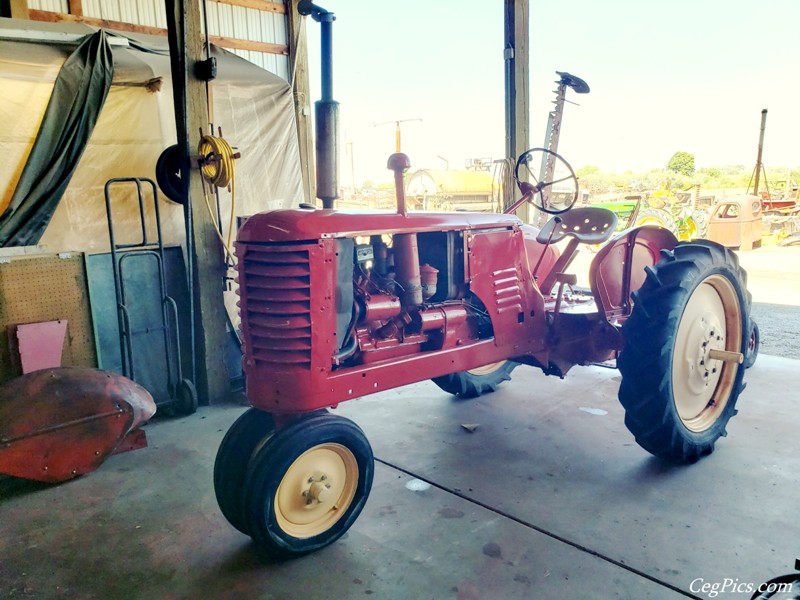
[155,133,239,204]
[155,133,240,263]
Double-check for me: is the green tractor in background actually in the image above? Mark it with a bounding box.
[591,186,708,241]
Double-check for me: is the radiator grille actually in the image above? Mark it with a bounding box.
[241,246,312,367]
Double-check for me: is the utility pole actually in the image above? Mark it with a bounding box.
[374,119,422,153]
[165,0,230,404]
[504,0,530,221]
[752,109,768,197]
[346,139,356,194]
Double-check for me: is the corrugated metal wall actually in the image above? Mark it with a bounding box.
[27,0,290,79]
[81,0,167,28]
[206,3,287,77]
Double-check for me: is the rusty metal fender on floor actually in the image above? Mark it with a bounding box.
[0,367,156,483]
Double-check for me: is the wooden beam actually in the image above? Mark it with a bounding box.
[165,0,230,404]
[3,0,29,19]
[28,10,289,55]
[504,0,530,222]
[212,0,286,14]
[67,0,82,17]
[207,34,287,54]
[287,0,315,203]
[30,9,163,34]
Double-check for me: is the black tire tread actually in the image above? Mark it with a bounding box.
[214,408,275,535]
[432,360,518,398]
[618,240,749,463]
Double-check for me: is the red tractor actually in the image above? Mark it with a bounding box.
[214,149,754,558]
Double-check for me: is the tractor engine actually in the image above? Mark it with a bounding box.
[339,232,480,366]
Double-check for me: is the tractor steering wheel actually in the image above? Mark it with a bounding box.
[514,148,580,215]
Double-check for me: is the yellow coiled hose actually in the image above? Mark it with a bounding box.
[198,134,237,263]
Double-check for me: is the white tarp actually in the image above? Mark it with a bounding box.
[0,19,303,253]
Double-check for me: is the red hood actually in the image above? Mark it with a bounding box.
[237,208,521,243]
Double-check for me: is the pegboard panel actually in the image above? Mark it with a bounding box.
[0,253,97,383]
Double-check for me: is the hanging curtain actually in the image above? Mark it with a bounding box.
[0,30,113,246]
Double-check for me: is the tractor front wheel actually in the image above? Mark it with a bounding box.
[618,241,749,463]
[432,360,518,398]
[214,408,276,534]
[243,413,374,558]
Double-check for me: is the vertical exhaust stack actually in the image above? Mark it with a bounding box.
[387,152,422,307]
[298,0,338,208]
[387,152,411,216]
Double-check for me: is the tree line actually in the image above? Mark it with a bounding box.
[576,151,797,196]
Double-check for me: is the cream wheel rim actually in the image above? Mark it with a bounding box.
[467,361,506,376]
[672,275,741,432]
[274,443,358,539]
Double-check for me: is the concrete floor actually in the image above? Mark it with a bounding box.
[2,354,798,599]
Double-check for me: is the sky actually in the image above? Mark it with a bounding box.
[305,0,799,186]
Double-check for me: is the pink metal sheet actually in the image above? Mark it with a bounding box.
[14,320,68,374]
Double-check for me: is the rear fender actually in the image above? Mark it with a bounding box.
[589,225,678,322]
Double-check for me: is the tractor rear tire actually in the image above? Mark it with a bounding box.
[618,240,749,463]
[432,360,518,398]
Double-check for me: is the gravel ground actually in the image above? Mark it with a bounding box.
[749,303,800,360]
[738,245,800,361]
